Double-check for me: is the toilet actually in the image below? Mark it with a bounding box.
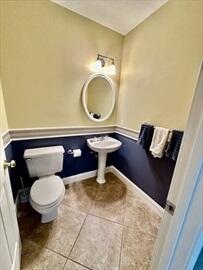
[23,145,65,223]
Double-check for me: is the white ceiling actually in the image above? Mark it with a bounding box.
[51,0,168,35]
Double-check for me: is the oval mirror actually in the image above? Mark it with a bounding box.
[82,74,115,122]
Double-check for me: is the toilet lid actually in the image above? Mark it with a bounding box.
[30,176,64,206]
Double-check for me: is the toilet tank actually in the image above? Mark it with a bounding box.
[23,146,65,178]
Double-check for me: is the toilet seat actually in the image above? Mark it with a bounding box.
[30,175,64,207]
[30,189,65,210]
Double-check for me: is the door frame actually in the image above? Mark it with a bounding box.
[151,61,203,269]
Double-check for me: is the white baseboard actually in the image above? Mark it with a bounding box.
[62,167,111,185]
[63,170,97,185]
[62,165,164,217]
[109,166,164,216]
[15,167,163,217]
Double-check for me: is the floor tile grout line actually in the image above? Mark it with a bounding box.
[62,179,100,261]
[87,212,124,226]
[118,225,124,270]
[20,182,107,267]
[21,227,71,261]
[63,259,69,270]
[62,202,90,216]
[67,212,89,258]
[20,208,89,262]
[87,178,127,270]
[66,183,125,270]
[68,258,94,270]
[118,190,127,270]
[20,174,160,270]
[65,181,124,270]
[21,240,68,269]
[65,199,124,269]
[87,179,127,226]
[62,258,68,270]
[64,178,100,217]
[46,246,69,259]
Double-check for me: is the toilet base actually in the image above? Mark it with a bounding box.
[29,183,65,224]
[41,207,58,223]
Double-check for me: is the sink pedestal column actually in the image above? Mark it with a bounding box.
[96,152,107,184]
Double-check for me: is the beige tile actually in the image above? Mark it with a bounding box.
[19,173,161,270]
[120,225,158,270]
[89,174,127,224]
[21,239,66,270]
[70,215,122,270]
[64,260,89,270]
[125,190,161,235]
[18,202,35,218]
[63,178,99,213]
[18,211,41,241]
[19,204,86,258]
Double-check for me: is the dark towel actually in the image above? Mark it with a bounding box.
[166,130,184,161]
[137,124,154,150]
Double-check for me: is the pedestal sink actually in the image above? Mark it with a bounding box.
[87,136,122,184]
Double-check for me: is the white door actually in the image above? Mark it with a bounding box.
[151,63,203,269]
[0,83,21,270]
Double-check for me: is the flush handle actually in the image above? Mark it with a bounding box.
[3,160,16,169]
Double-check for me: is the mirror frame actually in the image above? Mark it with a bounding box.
[82,73,116,122]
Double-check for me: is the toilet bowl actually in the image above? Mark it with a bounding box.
[23,146,65,223]
[29,175,65,223]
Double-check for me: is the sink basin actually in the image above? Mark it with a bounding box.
[87,136,122,184]
[87,136,122,153]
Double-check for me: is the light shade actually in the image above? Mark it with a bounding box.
[95,59,102,70]
[107,63,116,75]
[90,59,102,73]
[90,54,116,75]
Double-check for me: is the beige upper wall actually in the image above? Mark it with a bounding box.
[0,0,123,129]
[1,0,202,132]
[117,0,203,131]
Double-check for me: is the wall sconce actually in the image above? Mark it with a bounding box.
[91,54,116,75]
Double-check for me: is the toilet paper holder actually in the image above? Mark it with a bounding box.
[67,149,82,157]
[67,149,74,155]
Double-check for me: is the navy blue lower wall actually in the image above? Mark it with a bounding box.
[111,133,176,208]
[5,132,176,208]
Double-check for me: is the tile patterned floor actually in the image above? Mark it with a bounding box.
[18,173,161,270]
